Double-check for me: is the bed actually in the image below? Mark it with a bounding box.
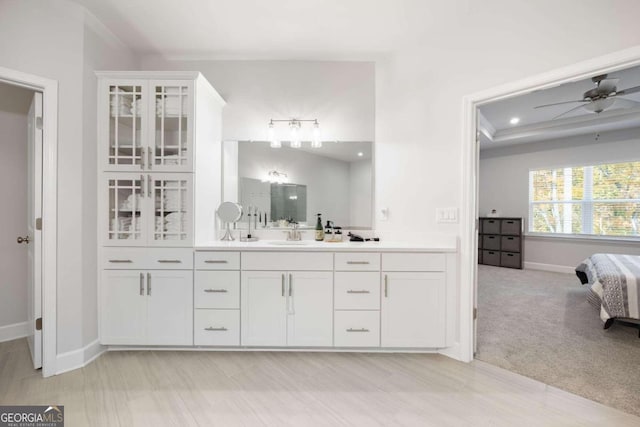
[575,253,640,334]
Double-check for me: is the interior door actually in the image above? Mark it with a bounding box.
[287,271,333,347]
[26,92,43,369]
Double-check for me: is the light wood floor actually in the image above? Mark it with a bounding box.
[1,339,638,426]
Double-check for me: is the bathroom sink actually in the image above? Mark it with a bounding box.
[267,241,312,246]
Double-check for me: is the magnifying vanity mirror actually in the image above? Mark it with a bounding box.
[217,201,243,240]
[222,140,374,230]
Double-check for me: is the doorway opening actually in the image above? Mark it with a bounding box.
[0,66,58,377]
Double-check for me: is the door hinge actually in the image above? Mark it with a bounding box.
[36,317,42,331]
[36,117,43,130]
[473,308,478,320]
[36,218,42,231]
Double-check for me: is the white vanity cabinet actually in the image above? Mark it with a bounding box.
[381,254,447,348]
[100,249,194,346]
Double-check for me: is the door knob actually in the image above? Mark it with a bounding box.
[17,236,30,244]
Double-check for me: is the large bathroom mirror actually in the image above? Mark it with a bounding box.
[223,140,374,229]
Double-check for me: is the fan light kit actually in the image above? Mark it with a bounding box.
[268,119,322,148]
[534,74,640,119]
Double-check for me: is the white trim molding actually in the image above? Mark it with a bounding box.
[0,66,58,377]
[524,262,576,275]
[461,45,640,364]
[56,340,106,375]
[0,321,30,343]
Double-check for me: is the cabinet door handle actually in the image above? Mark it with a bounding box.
[204,327,228,332]
[147,175,151,197]
[346,328,369,333]
[141,147,145,170]
[384,274,388,297]
[109,259,132,263]
[139,272,144,296]
[157,259,182,263]
[289,273,293,297]
[347,261,369,265]
[148,147,153,170]
[204,289,227,293]
[147,272,151,296]
[347,290,370,294]
[140,174,145,197]
[281,273,285,297]
[204,260,228,264]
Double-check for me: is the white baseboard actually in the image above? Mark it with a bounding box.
[524,262,575,274]
[0,321,30,343]
[56,339,106,375]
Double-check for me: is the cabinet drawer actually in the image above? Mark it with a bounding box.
[501,236,520,253]
[194,271,240,309]
[482,235,500,250]
[242,252,333,271]
[195,251,240,270]
[482,219,500,234]
[102,248,193,269]
[482,250,500,266]
[335,272,380,310]
[335,253,380,271]
[334,311,380,347]
[501,219,522,235]
[194,309,240,346]
[501,252,521,269]
[382,253,445,272]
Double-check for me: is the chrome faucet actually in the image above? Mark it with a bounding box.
[285,222,303,241]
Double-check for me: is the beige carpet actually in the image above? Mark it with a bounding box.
[476,265,640,417]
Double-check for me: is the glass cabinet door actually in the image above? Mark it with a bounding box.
[150,174,192,245]
[108,84,144,169]
[152,82,192,171]
[107,175,146,244]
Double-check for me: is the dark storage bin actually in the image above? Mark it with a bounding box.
[478,249,483,264]
[478,220,483,234]
[501,252,521,269]
[501,219,521,235]
[501,236,520,252]
[483,250,500,266]
[482,235,500,250]
[482,219,500,234]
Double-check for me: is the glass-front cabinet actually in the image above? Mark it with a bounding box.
[104,173,192,246]
[102,80,193,172]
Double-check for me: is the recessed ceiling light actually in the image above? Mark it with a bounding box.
[357,152,364,157]
[509,117,520,125]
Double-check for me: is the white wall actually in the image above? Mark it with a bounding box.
[349,160,372,228]
[0,84,33,330]
[479,128,640,267]
[139,58,375,142]
[0,0,137,354]
[238,143,352,226]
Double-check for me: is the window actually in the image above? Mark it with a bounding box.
[529,161,640,237]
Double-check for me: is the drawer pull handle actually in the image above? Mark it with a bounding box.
[204,260,228,264]
[109,259,132,263]
[507,254,514,257]
[139,273,144,296]
[147,272,151,296]
[204,327,228,332]
[158,259,182,263]
[346,261,370,265]
[384,274,389,297]
[204,289,228,293]
[347,290,370,294]
[346,328,369,333]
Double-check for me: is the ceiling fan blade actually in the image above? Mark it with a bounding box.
[552,104,587,120]
[616,85,640,96]
[597,78,619,94]
[534,100,587,109]
[610,97,640,108]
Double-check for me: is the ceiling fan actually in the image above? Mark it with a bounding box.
[534,74,640,119]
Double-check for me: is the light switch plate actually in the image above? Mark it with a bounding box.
[436,207,458,223]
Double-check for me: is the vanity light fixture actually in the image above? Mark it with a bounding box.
[509,117,520,125]
[266,170,288,184]
[267,118,322,148]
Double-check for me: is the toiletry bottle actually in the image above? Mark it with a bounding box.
[324,220,333,242]
[315,214,324,241]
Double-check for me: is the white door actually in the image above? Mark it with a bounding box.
[146,270,193,345]
[100,270,147,345]
[381,272,446,348]
[241,271,287,346]
[287,272,333,347]
[26,92,43,369]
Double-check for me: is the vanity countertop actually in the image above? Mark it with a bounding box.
[196,238,457,253]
